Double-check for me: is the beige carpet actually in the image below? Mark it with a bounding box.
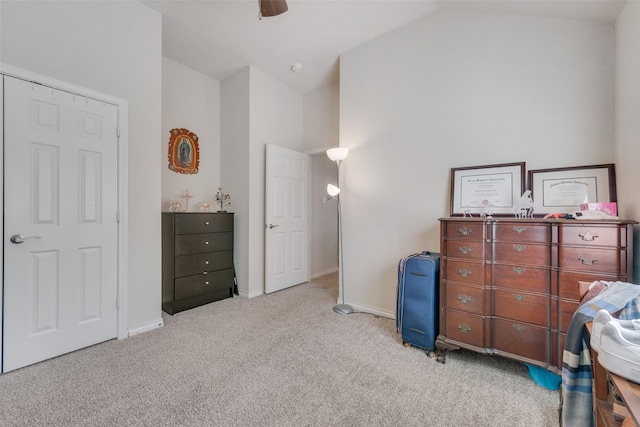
[0,273,559,426]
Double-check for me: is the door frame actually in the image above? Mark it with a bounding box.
[0,63,129,343]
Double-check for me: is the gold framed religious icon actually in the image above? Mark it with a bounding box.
[168,128,199,174]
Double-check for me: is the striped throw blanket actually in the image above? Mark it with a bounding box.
[561,281,640,427]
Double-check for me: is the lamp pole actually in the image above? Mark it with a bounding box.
[332,158,353,315]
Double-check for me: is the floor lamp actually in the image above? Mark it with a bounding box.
[326,147,353,315]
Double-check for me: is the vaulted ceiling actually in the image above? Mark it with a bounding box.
[143,0,626,94]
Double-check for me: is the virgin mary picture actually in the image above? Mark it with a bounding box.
[179,138,192,167]
[168,128,199,174]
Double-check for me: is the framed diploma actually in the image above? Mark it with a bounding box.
[450,162,525,217]
[528,164,616,216]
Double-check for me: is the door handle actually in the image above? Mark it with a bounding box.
[10,234,42,244]
[267,224,279,229]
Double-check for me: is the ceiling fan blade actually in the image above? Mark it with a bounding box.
[260,0,288,17]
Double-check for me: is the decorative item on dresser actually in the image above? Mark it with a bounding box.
[162,212,235,314]
[436,217,637,373]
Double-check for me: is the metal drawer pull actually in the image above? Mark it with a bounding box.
[513,244,526,252]
[205,281,210,285]
[513,226,527,234]
[578,231,598,241]
[205,221,210,225]
[458,325,472,334]
[457,268,471,278]
[513,267,526,275]
[457,295,472,304]
[204,241,209,245]
[458,227,472,236]
[512,323,526,332]
[578,255,598,265]
[458,246,472,255]
[203,271,208,275]
[514,294,525,302]
[205,261,209,265]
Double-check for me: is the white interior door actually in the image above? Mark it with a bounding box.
[265,144,310,293]
[2,76,119,372]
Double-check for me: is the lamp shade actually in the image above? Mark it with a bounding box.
[327,184,341,197]
[326,147,349,162]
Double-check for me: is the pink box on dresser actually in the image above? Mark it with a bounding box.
[579,202,617,216]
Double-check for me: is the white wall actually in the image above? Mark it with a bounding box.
[310,154,339,278]
[220,67,251,297]
[304,82,341,278]
[615,1,640,280]
[0,1,163,330]
[303,82,340,151]
[162,57,221,210]
[247,66,304,297]
[340,9,616,317]
[220,66,304,297]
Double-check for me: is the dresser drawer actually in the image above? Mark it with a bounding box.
[492,318,549,362]
[444,260,485,285]
[175,213,234,234]
[445,310,485,348]
[558,246,625,275]
[553,333,566,369]
[559,224,625,248]
[445,283,485,315]
[175,232,233,256]
[494,242,550,266]
[174,268,234,300]
[444,222,485,240]
[494,222,550,243]
[175,250,233,277]
[559,300,579,333]
[443,240,485,260]
[494,289,549,327]
[557,271,623,300]
[492,264,550,294]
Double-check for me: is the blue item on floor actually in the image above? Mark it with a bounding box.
[526,363,561,390]
[396,251,440,351]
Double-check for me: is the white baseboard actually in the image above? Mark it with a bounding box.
[237,289,265,298]
[336,299,395,320]
[127,318,164,337]
[311,267,339,279]
[248,289,265,298]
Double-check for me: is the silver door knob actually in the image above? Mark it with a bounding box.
[10,234,42,244]
[268,224,279,229]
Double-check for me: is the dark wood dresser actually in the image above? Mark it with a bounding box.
[436,217,636,373]
[162,212,234,314]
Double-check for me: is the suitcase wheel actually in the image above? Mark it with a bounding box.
[403,342,410,348]
[426,350,436,359]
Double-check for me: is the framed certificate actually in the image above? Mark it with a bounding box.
[528,164,616,216]
[450,162,525,217]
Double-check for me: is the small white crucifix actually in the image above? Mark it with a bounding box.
[180,189,194,212]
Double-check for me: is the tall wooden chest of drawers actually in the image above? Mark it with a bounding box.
[437,218,636,373]
[162,212,234,314]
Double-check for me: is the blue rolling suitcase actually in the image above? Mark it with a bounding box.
[396,251,440,355]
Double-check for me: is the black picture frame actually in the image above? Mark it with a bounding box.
[450,162,526,217]
[527,163,616,216]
